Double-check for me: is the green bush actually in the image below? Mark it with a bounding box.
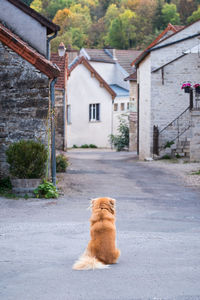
[81,144,89,148]
[89,144,97,148]
[6,140,47,179]
[0,177,12,192]
[34,180,59,199]
[73,144,78,148]
[109,118,129,151]
[56,154,69,172]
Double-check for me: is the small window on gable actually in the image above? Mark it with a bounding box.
[121,103,125,111]
[114,103,118,111]
[89,103,100,122]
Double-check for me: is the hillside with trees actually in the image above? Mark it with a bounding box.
[23,0,200,51]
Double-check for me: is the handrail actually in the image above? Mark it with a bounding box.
[159,106,190,134]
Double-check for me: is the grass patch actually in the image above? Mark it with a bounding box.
[191,170,200,175]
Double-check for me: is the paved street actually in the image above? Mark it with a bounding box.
[1,150,200,300]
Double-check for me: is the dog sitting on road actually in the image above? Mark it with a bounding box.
[73,197,120,270]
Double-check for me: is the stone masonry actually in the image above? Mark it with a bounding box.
[0,42,49,178]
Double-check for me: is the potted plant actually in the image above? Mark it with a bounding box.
[6,140,47,196]
[193,83,200,94]
[181,83,191,93]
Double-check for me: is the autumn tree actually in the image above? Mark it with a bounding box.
[187,5,200,23]
[178,0,197,23]
[161,3,180,27]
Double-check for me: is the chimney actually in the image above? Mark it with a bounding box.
[58,42,66,57]
[113,49,117,61]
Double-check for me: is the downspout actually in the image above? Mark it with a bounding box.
[63,88,66,150]
[47,31,58,60]
[50,78,57,186]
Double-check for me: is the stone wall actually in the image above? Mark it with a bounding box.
[190,110,200,161]
[0,41,49,178]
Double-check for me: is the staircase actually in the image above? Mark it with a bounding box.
[153,106,192,158]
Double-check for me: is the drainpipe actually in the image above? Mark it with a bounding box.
[50,78,57,186]
[63,88,66,150]
[47,31,58,60]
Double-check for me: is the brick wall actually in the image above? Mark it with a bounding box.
[0,41,49,178]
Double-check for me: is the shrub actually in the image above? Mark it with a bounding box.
[81,144,89,148]
[56,154,69,172]
[0,177,12,192]
[6,140,47,179]
[73,144,78,148]
[89,144,97,148]
[164,141,174,149]
[34,180,59,199]
[109,118,129,151]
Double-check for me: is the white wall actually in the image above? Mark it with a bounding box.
[138,55,152,160]
[90,61,129,90]
[0,0,47,55]
[113,96,129,135]
[67,64,113,148]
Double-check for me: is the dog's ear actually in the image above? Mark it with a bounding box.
[87,198,96,210]
[109,198,116,208]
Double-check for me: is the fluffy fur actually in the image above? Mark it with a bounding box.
[73,197,120,270]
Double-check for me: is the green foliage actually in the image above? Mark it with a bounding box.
[161,3,180,27]
[164,140,175,148]
[30,0,199,50]
[34,180,59,198]
[81,144,90,148]
[56,154,69,172]
[161,154,171,159]
[89,144,98,148]
[187,5,200,23]
[0,177,12,192]
[73,144,78,148]
[6,140,48,179]
[110,118,129,151]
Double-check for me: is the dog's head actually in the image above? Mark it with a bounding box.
[89,197,116,215]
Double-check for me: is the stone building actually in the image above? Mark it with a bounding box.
[131,21,200,160]
[0,1,60,178]
[51,43,68,151]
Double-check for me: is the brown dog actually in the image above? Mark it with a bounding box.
[73,197,120,270]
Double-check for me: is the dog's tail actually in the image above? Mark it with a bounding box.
[73,252,109,270]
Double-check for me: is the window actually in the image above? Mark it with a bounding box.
[121,103,125,111]
[114,103,118,111]
[89,104,100,121]
[67,105,71,124]
[127,102,129,110]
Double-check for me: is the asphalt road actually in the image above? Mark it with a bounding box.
[1,150,200,300]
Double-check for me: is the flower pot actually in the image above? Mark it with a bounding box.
[195,86,200,94]
[183,86,191,93]
[11,178,42,197]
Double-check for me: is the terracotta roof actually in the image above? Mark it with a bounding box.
[0,22,60,79]
[51,52,68,89]
[6,0,60,35]
[131,23,184,67]
[124,71,137,81]
[68,56,116,99]
[113,49,142,74]
[82,48,142,74]
[82,48,115,63]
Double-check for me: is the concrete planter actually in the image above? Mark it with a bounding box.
[11,178,42,197]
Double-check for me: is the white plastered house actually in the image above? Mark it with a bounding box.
[133,21,200,160]
[67,56,116,148]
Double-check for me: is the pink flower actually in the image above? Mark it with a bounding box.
[181,83,191,89]
[193,84,200,88]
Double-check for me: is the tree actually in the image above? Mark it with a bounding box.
[107,9,136,49]
[153,0,165,30]
[161,3,180,27]
[187,5,200,23]
[30,0,43,14]
[178,0,197,23]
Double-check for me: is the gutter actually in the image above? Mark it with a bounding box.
[50,78,57,186]
[47,31,58,60]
